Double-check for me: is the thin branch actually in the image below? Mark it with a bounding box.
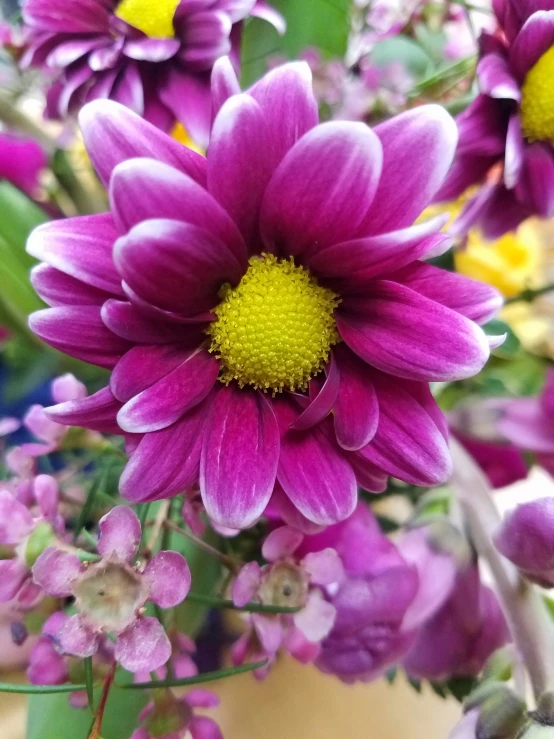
[163,519,239,572]
[450,438,554,700]
[504,283,554,305]
[142,500,171,560]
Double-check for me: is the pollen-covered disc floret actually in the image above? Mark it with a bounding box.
[115,0,180,38]
[521,45,554,141]
[208,254,341,392]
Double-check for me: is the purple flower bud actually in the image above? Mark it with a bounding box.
[10,621,28,646]
[494,498,554,586]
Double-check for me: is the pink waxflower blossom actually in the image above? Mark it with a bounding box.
[21,0,284,145]
[131,688,222,739]
[230,525,344,672]
[0,475,63,606]
[32,506,191,672]
[28,60,502,531]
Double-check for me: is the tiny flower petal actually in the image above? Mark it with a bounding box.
[294,592,337,642]
[143,551,191,608]
[262,526,304,562]
[32,547,84,598]
[115,616,171,672]
[232,561,262,607]
[302,549,345,587]
[57,615,100,658]
[97,506,141,562]
[0,489,34,544]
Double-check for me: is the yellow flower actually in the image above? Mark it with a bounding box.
[455,221,541,298]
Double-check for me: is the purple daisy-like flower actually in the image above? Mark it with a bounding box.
[21,0,284,144]
[28,61,501,530]
[435,0,554,237]
[32,506,191,672]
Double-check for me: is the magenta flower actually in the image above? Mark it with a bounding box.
[498,369,554,475]
[231,525,343,668]
[435,0,554,237]
[402,562,509,681]
[21,0,283,145]
[32,506,191,672]
[494,497,554,587]
[131,689,222,739]
[0,132,46,198]
[0,474,62,606]
[28,61,501,530]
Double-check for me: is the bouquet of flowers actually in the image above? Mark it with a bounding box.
[1,0,554,737]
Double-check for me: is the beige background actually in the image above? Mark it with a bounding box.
[1,658,461,738]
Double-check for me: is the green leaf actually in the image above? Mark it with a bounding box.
[120,660,268,690]
[371,37,434,79]
[0,682,87,694]
[27,680,148,739]
[241,0,351,87]
[447,676,478,703]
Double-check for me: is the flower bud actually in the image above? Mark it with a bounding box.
[475,686,526,739]
[494,499,554,587]
[24,521,55,568]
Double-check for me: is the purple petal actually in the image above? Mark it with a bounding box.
[294,593,336,642]
[302,548,344,586]
[357,372,452,487]
[477,53,520,100]
[276,401,357,526]
[333,346,379,451]
[100,300,200,345]
[361,105,458,235]
[231,561,262,607]
[248,62,318,166]
[97,506,141,562]
[111,345,196,403]
[58,615,100,658]
[509,11,554,81]
[516,142,554,218]
[189,716,224,739]
[31,264,114,308]
[251,612,283,655]
[200,386,280,529]
[208,94,272,247]
[120,403,207,501]
[186,689,220,708]
[384,263,503,325]
[143,551,191,608]
[0,490,34,544]
[307,214,450,289]
[117,348,219,433]
[251,1,286,33]
[114,218,243,314]
[0,560,28,602]
[260,121,383,258]
[29,306,132,369]
[27,214,122,295]
[178,10,232,68]
[504,114,524,189]
[79,100,206,189]
[46,386,122,434]
[290,357,339,432]
[262,526,303,562]
[158,69,213,150]
[123,37,180,62]
[499,398,554,454]
[337,281,490,382]
[109,158,247,265]
[33,474,59,520]
[211,56,240,118]
[115,616,171,672]
[23,0,110,33]
[32,547,84,598]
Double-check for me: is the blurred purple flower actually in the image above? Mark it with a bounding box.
[131,688,222,739]
[21,0,284,145]
[0,132,47,198]
[32,506,191,672]
[403,562,510,681]
[28,61,501,530]
[494,497,554,586]
[436,0,554,237]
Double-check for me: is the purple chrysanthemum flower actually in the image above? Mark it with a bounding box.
[28,61,501,530]
[20,0,284,145]
[435,0,554,237]
[32,506,191,672]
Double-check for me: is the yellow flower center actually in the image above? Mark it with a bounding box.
[521,46,554,141]
[208,254,340,392]
[114,0,180,38]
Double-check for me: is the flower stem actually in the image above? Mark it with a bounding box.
[143,500,171,560]
[88,661,116,739]
[450,438,554,700]
[504,283,554,305]
[163,519,240,572]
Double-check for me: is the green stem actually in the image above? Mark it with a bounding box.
[0,682,87,694]
[120,660,268,690]
[504,283,554,305]
[164,519,239,572]
[186,591,301,615]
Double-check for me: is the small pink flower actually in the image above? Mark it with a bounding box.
[230,525,344,670]
[131,688,222,739]
[32,506,191,672]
